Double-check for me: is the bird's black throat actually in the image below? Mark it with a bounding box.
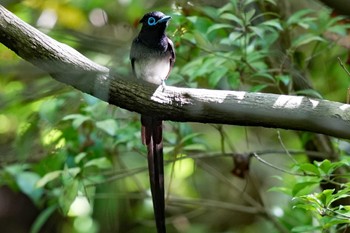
[138,27,169,52]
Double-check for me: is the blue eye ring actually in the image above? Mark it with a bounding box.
[147,17,157,26]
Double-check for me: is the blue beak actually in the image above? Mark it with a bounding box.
[158,15,171,23]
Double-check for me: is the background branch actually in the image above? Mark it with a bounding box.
[1,5,350,139]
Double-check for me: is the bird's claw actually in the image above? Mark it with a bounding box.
[161,80,166,91]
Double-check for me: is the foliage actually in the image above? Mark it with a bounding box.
[1,0,350,233]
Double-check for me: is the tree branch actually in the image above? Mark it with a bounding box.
[1,5,350,139]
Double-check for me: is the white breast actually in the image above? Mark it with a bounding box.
[134,57,170,85]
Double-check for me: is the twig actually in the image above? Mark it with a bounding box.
[337,57,350,104]
[251,152,304,176]
[337,57,350,77]
[277,130,298,164]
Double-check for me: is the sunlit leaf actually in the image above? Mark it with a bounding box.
[173,157,194,179]
[292,181,319,196]
[36,170,62,188]
[314,159,333,175]
[297,163,320,175]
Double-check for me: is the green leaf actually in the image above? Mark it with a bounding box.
[315,159,333,175]
[59,179,79,215]
[292,34,325,49]
[328,24,348,36]
[85,157,112,169]
[193,31,212,50]
[318,189,335,207]
[265,0,276,6]
[30,205,57,233]
[297,163,320,175]
[249,26,264,38]
[220,13,243,27]
[62,114,84,121]
[268,186,292,195]
[320,216,350,228]
[227,72,240,89]
[292,225,322,232]
[61,167,81,184]
[244,0,258,7]
[287,9,314,26]
[292,181,319,196]
[36,170,62,188]
[16,172,43,204]
[218,2,235,15]
[63,114,91,129]
[96,119,118,136]
[250,84,269,92]
[220,32,243,45]
[39,99,64,124]
[207,23,233,34]
[244,9,256,23]
[208,67,228,87]
[293,194,322,210]
[181,32,195,44]
[261,19,283,31]
[295,89,323,99]
[179,133,202,144]
[4,164,30,176]
[330,189,350,204]
[75,152,87,164]
[251,72,275,82]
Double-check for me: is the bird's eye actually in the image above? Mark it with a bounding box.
[147,17,157,26]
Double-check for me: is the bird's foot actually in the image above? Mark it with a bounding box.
[161,80,166,91]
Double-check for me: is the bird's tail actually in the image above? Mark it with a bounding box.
[141,115,165,233]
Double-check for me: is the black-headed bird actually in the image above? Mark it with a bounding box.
[130,11,175,233]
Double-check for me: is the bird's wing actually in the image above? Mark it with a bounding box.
[167,37,175,70]
[130,38,139,77]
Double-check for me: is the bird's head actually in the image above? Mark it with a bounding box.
[139,11,171,30]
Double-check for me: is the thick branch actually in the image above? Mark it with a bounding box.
[1,5,350,139]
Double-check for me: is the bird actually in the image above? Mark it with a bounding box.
[130,11,175,233]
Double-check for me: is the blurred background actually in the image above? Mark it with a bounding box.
[1,0,350,232]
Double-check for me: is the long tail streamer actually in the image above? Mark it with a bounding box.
[141,115,165,233]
